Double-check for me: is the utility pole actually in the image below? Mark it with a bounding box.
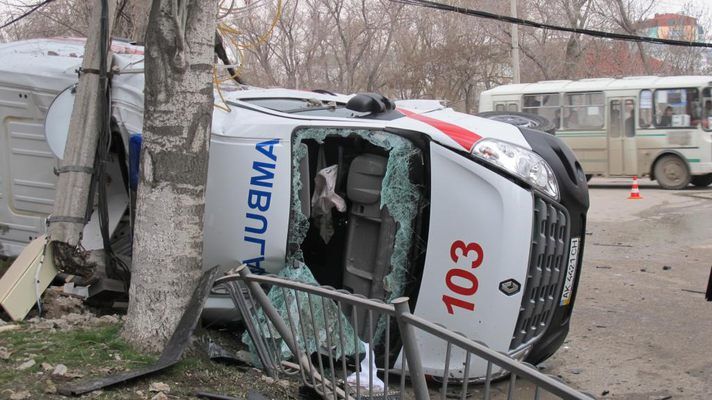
[510,0,521,84]
[49,1,117,248]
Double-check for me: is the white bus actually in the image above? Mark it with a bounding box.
[479,76,712,189]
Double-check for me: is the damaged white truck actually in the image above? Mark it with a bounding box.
[0,39,589,379]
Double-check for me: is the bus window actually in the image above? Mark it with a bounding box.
[639,90,653,128]
[654,88,699,128]
[522,93,560,126]
[702,87,712,131]
[610,100,622,138]
[624,99,635,137]
[563,92,604,130]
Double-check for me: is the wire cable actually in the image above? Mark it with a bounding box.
[0,0,56,30]
[391,0,712,48]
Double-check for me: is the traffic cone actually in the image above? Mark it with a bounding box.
[628,176,643,199]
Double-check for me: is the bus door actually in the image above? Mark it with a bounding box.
[608,98,637,175]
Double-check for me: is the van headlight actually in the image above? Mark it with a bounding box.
[471,138,559,200]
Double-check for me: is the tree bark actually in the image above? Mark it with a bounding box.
[122,0,218,352]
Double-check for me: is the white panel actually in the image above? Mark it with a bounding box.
[399,143,534,378]
[203,126,293,275]
[7,119,57,214]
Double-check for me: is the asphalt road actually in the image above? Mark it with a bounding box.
[545,177,712,399]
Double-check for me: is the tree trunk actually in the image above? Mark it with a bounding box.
[122,0,218,352]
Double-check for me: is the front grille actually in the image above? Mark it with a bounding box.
[510,196,569,350]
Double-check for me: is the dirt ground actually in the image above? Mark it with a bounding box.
[544,178,712,399]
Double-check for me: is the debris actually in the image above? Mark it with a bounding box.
[17,359,36,370]
[52,363,68,377]
[9,390,31,400]
[42,287,86,318]
[347,341,385,392]
[662,265,672,271]
[99,314,120,324]
[681,289,705,295]
[640,268,646,272]
[41,362,53,371]
[601,390,610,396]
[45,380,57,394]
[0,347,11,360]
[0,235,58,321]
[595,266,612,269]
[196,391,240,400]
[0,324,19,333]
[149,382,170,393]
[569,368,583,375]
[260,376,275,385]
[151,392,169,400]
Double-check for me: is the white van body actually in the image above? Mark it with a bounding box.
[0,39,589,378]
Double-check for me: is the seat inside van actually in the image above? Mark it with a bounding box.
[287,128,426,335]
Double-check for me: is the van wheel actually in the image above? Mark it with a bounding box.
[691,174,712,187]
[654,155,690,190]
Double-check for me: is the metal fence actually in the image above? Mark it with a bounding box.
[215,265,594,400]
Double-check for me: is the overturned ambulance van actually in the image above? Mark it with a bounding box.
[0,39,589,378]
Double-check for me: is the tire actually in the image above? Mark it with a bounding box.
[654,154,690,190]
[476,111,557,135]
[691,173,712,187]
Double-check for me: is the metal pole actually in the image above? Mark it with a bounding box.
[510,0,521,84]
[391,297,429,400]
[236,266,349,399]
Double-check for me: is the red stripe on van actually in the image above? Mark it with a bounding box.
[399,108,482,150]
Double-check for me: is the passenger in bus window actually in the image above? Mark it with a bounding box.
[659,106,673,127]
[703,100,712,129]
[565,109,579,129]
[554,109,561,129]
[625,103,635,137]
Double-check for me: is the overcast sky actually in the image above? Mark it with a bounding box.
[651,0,709,14]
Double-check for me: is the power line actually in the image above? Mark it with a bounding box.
[0,0,56,31]
[391,0,712,49]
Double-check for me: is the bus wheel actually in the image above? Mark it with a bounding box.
[654,155,690,190]
[691,174,712,187]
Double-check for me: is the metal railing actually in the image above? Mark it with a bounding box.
[215,265,593,400]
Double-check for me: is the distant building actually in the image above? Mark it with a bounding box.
[637,13,704,42]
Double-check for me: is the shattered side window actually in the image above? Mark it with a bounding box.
[242,262,364,362]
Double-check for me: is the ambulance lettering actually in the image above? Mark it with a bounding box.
[442,240,484,314]
[243,139,279,274]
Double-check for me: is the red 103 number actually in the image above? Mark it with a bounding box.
[442,240,484,314]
